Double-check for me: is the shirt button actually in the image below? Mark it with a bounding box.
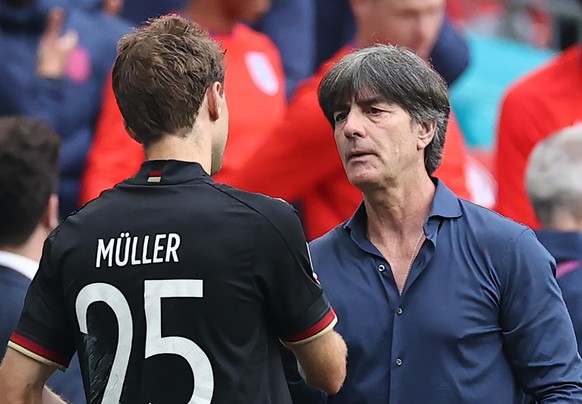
[378,264,385,272]
[396,358,403,366]
[396,307,403,315]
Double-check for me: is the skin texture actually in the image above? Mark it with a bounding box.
[332,100,435,194]
[0,349,63,404]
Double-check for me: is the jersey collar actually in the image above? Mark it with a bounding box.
[126,160,212,186]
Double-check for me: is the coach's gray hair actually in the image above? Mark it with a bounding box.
[526,124,582,226]
[317,44,450,175]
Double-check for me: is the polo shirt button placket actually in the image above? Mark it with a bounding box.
[396,307,403,315]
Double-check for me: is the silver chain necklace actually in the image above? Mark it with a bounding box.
[399,230,425,294]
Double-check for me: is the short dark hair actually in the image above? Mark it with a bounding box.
[112,15,225,147]
[318,44,450,175]
[0,117,60,247]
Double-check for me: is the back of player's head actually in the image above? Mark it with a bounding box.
[112,14,225,147]
[527,124,582,227]
[0,117,60,247]
[317,44,450,175]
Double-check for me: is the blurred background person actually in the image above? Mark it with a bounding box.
[0,0,131,219]
[0,116,85,403]
[494,19,582,227]
[120,0,315,99]
[314,0,470,86]
[527,124,582,353]
[219,0,472,241]
[79,0,287,205]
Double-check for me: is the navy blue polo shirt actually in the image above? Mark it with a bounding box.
[536,229,582,356]
[306,180,582,403]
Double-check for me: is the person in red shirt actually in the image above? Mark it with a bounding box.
[220,0,471,240]
[494,44,582,228]
[80,0,285,204]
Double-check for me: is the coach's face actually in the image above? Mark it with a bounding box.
[333,98,434,193]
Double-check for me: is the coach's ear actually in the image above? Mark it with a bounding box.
[417,120,437,151]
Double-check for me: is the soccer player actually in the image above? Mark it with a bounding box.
[0,15,347,403]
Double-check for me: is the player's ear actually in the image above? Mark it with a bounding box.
[207,81,223,122]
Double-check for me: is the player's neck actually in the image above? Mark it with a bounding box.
[145,132,212,175]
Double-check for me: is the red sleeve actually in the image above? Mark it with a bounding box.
[79,75,144,204]
[494,88,542,228]
[215,72,341,202]
[434,113,470,200]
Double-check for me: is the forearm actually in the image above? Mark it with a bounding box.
[293,330,347,394]
[0,377,41,404]
[0,349,60,404]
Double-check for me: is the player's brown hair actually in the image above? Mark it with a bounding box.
[112,15,225,147]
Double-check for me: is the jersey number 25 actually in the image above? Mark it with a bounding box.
[75,279,214,403]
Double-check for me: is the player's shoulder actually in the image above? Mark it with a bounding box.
[211,182,301,230]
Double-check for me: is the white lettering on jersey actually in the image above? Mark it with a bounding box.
[96,233,181,268]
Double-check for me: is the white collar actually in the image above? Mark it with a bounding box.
[0,251,39,280]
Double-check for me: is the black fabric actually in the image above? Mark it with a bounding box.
[15,160,331,404]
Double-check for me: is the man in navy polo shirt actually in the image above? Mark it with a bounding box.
[527,124,582,354]
[286,44,582,403]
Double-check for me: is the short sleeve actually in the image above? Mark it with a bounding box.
[254,204,337,345]
[8,234,76,371]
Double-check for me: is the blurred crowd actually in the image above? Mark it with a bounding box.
[1,0,582,402]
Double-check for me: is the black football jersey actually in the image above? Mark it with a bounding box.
[10,161,336,404]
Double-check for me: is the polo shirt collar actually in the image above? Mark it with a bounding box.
[126,160,212,186]
[534,229,582,263]
[428,179,463,220]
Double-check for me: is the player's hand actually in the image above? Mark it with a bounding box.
[36,8,78,79]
